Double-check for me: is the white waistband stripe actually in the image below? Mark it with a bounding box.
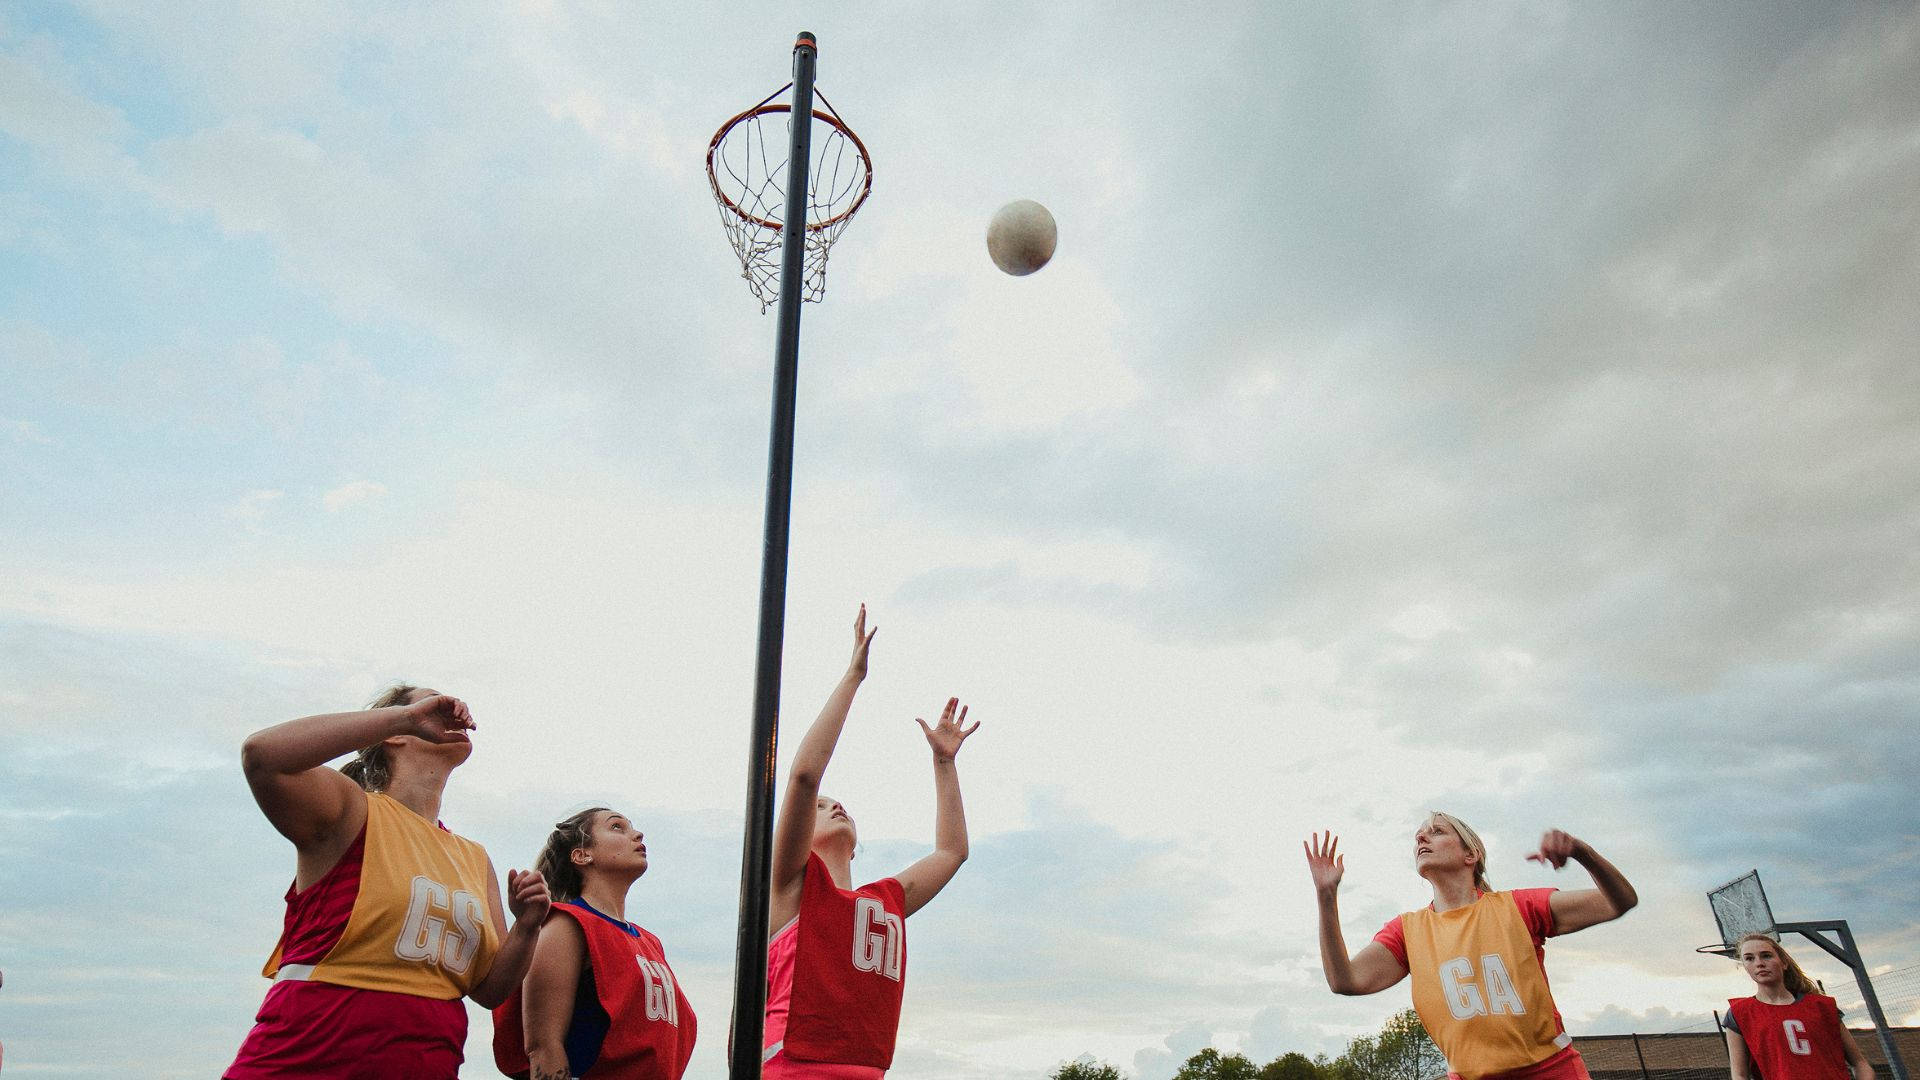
[274,963,317,983]
[763,1040,784,1064]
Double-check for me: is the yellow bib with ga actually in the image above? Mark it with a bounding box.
[1402,891,1567,1079]
[264,792,500,999]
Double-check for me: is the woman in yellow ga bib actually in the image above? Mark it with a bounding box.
[225,685,552,1079]
[1304,814,1638,1080]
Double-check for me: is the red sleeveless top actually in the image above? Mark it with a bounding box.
[763,852,907,1071]
[1728,994,1851,1080]
[493,901,697,1080]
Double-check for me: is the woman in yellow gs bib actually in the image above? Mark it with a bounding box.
[225,685,551,1079]
[1304,814,1637,1080]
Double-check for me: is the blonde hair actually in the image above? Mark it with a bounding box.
[1737,933,1818,997]
[339,684,419,792]
[1427,811,1492,891]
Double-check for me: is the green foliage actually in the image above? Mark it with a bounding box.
[1175,1048,1260,1080]
[1051,1059,1127,1080]
[1053,1007,1437,1080]
[1258,1051,1325,1080]
[1331,1010,1444,1080]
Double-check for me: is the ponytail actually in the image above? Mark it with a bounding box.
[535,808,611,903]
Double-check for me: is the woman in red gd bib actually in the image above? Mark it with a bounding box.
[1724,933,1873,1080]
[762,605,981,1079]
[226,685,551,1080]
[492,807,698,1080]
[1304,814,1638,1080]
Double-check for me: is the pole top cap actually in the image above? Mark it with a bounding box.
[795,32,816,50]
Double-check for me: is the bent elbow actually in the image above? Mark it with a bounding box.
[240,733,272,777]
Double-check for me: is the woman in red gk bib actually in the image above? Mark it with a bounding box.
[1725,933,1873,1080]
[1304,814,1638,1080]
[762,605,980,1079]
[226,685,550,1080]
[492,807,697,1080]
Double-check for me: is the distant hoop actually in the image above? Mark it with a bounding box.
[706,89,873,310]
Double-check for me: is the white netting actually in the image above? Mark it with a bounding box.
[707,91,871,311]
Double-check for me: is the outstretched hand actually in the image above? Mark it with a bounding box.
[1304,831,1346,893]
[1526,828,1583,869]
[915,697,979,763]
[505,868,551,926]
[399,694,476,744]
[848,604,878,681]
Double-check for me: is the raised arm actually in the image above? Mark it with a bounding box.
[770,607,877,915]
[897,698,979,916]
[1529,830,1638,934]
[240,695,475,869]
[1305,831,1409,995]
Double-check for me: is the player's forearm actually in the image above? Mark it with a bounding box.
[1315,888,1360,993]
[929,757,969,861]
[789,672,862,788]
[1571,840,1637,917]
[241,708,411,776]
[469,921,540,1009]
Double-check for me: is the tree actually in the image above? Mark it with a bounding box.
[1373,1010,1445,1080]
[1051,1059,1127,1080]
[1259,1051,1326,1080]
[1329,1010,1444,1080]
[1175,1048,1260,1080]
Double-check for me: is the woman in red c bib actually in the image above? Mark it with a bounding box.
[492,807,697,1080]
[1304,814,1639,1080]
[762,605,980,1079]
[226,685,551,1080]
[1725,933,1873,1080]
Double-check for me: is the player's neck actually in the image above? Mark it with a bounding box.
[578,877,631,924]
[1754,982,1796,1004]
[815,845,855,890]
[1427,872,1481,913]
[383,769,447,824]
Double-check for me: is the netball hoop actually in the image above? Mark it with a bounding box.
[707,85,871,310]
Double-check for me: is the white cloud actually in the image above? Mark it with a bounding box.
[320,480,388,512]
[222,488,284,531]
[8,419,52,444]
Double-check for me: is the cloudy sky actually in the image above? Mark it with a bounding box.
[3,2,1917,1078]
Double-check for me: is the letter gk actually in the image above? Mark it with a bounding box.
[851,897,903,981]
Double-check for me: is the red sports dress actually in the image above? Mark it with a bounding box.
[761,852,908,1079]
[492,899,698,1079]
[227,792,501,1079]
[1375,889,1588,1080]
[1726,994,1853,1080]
